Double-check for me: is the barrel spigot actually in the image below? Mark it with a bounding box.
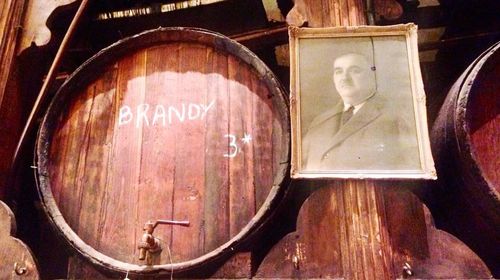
[138,219,190,264]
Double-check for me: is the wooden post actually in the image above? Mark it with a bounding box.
[256,0,491,279]
[289,1,395,278]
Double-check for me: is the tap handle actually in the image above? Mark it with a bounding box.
[153,219,190,229]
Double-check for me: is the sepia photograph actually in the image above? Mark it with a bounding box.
[290,24,436,179]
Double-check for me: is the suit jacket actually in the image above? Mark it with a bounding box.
[302,94,420,171]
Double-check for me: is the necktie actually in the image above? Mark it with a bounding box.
[341,106,354,125]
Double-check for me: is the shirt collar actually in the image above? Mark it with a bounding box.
[343,92,376,114]
[343,102,364,114]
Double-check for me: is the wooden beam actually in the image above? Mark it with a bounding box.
[231,23,288,51]
[0,0,26,200]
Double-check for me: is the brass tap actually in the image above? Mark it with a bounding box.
[138,221,161,261]
[138,219,190,264]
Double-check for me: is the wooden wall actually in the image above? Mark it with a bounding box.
[1,0,498,278]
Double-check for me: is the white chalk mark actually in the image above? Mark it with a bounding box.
[200,100,215,119]
[117,99,215,127]
[224,134,238,158]
[241,133,252,144]
[152,105,166,126]
[118,105,132,126]
[136,104,150,127]
[168,104,185,123]
[188,103,201,120]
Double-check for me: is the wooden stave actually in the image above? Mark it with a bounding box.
[431,41,500,273]
[34,27,291,276]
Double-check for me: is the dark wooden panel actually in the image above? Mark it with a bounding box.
[0,0,26,200]
[0,201,39,279]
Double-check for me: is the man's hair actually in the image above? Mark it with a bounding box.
[334,52,376,71]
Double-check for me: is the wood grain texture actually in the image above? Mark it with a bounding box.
[36,28,289,275]
[0,0,24,105]
[286,0,403,26]
[430,42,499,276]
[467,48,500,191]
[0,0,26,200]
[256,182,393,279]
[275,1,492,279]
[286,0,366,27]
[255,183,491,279]
[0,201,39,280]
[374,0,403,21]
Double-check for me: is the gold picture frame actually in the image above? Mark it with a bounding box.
[290,24,436,179]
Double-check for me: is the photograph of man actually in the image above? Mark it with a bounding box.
[301,50,420,171]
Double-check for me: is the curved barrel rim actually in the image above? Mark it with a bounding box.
[35,27,291,275]
[454,41,500,203]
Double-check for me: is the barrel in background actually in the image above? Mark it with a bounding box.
[35,28,290,275]
[431,41,499,276]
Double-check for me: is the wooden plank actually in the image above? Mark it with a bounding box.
[98,50,147,263]
[74,64,118,247]
[133,44,180,264]
[286,0,404,26]
[227,56,256,236]
[338,182,393,279]
[300,185,343,277]
[0,0,26,200]
[50,81,94,224]
[203,49,231,252]
[252,71,275,209]
[287,0,372,27]
[170,43,208,261]
[0,0,25,104]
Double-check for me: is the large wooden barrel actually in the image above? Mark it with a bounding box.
[35,27,290,275]
[431,41,499,275]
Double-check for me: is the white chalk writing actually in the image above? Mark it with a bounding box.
[223,133,253,158]
[241,133,252,144]
[118,100,215,127]
[224,134,238,158]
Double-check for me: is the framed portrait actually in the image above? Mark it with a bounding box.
[290,24,436,179]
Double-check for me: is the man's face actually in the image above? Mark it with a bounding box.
[333,53,376,105]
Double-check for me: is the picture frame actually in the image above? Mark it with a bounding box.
[289,23,436,179]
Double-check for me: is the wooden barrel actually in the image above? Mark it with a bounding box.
[431,41,499,275]
[35,27,290,275]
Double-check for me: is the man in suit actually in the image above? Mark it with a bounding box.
[302,53,419,171]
